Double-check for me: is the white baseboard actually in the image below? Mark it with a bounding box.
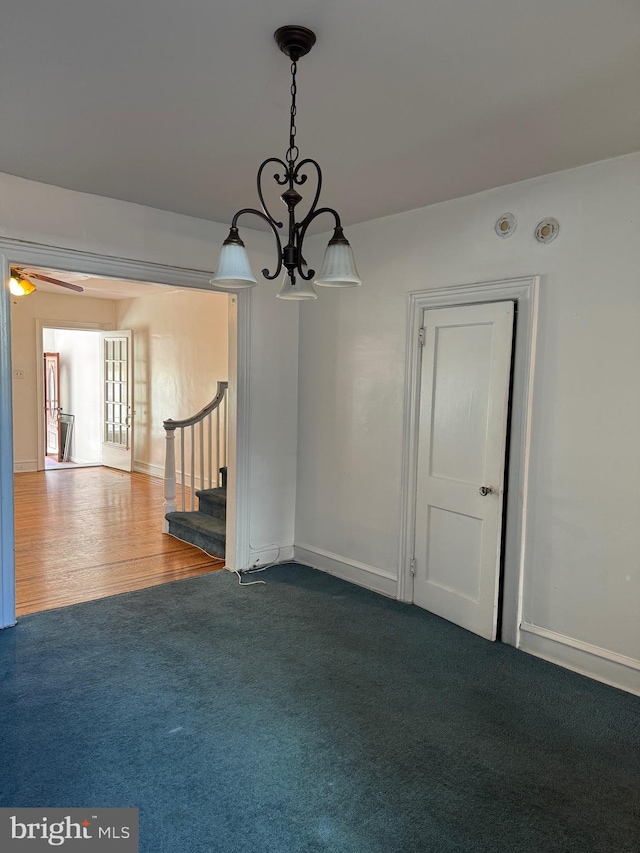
[14,460,38,473]
[223,542,294,574]
[133,460,224,491]
[519,622,640,697]
[294,544,398,598]
[249,542,295,566]
[133,460,164,479]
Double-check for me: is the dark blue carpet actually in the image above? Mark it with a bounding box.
[1,564,638,852]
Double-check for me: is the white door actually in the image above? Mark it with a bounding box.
[101,330,133,472]
[413,301,514,640]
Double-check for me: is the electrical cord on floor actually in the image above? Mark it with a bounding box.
[230,557,299,587]
[235,569,266,586]
[235,543,282,585]
[233,545,281,584]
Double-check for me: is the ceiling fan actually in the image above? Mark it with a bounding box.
[9,267,85,296]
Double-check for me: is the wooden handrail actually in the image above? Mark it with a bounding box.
[163,381,228,430]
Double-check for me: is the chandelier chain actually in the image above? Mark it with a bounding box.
[286,60,299,169]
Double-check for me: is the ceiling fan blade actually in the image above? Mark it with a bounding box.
[28,273,84,293]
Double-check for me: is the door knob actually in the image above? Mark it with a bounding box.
[479,486,493,496]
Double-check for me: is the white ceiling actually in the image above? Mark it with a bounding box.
[0,0,638,229]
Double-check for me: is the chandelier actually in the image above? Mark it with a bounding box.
[211,25,361,300]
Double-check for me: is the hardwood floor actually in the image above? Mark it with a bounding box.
[14,467,224,616]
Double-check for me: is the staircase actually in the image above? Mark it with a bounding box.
[165,468,227,559]
[162,383,228,559]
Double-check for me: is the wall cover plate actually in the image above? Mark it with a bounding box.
[535,217,560,244]
[495,213,516,238]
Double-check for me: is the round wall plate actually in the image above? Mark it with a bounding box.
[495,213,516,238]
[535,217,559,244]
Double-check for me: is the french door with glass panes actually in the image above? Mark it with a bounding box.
[101,331,133,472]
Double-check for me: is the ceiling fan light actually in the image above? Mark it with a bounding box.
[277,273,318,300]
[314,234,362,287]
[210,239,258,289]
[9,276,36,297]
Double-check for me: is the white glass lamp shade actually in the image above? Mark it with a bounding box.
[314,239,362,288]
[277,273,318,300]
[211,242,258,289]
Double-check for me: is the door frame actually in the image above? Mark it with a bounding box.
[0,238,250,628]
[37,321,112,471]
[397,276,539,647]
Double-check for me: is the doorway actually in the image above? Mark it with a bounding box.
[0,240,249,628]
[17,273,227,612]
[41,327,104,470]
[398,277,539,649]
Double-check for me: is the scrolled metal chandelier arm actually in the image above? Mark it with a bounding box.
[292,157,323,229]
[295,206,343,280]
[293,157,321,192]
[229,208,284,280]
[256,158,288,223]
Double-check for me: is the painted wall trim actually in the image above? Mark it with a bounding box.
[0,238,225,292]
[521,622,640,671]
[0,254,16,627]
[520,622,640,697]
[135,460,229,490]
[14,461,38,473]
[133,460,164,479]
[397,276,539,650]
[295,544,398,598]
[1,238,250,627]
[225,292,251,572]
[249,543,295,565]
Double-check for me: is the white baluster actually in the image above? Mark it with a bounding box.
[190,424,195,510]
[199,419,204,499]
[207,413,212,489]
[222,391,227,471]
[180,428,186,511]
[216,407,221,487]
[163,425,177,531]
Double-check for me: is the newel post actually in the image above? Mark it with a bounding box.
[163,421,177,531]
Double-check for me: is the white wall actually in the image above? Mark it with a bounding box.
[10,290,116,469]
[297,153,640,693]
[0,171,299,561]
[42,328,102,464]
[116,289,229,477]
